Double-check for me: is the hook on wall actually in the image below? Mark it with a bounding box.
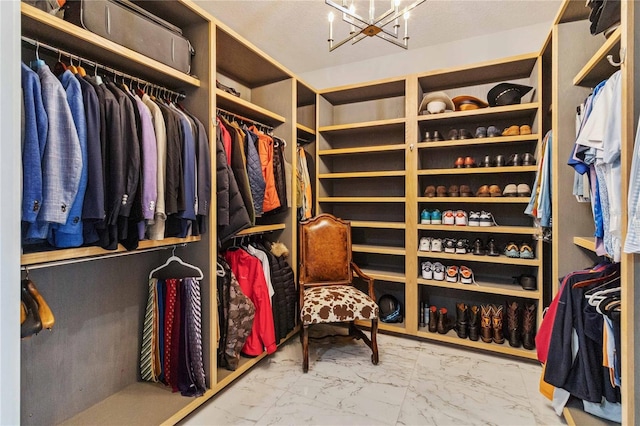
[607,47,626,67]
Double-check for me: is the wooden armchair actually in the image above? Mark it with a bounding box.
[298,213,379,372]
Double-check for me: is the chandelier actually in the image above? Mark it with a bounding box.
[326,0,426,51]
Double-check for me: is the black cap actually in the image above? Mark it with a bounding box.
[487,83,533,107]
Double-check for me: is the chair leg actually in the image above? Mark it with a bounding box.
[371,318,379,365]
[302,325,309,373]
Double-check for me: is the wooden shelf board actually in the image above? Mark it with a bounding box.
[415,329,538,360]
[573,236,597,253]
[419,165,537,175]
[319,117,405,133]
[296,123,315,136]
[418,197,529,204]
[352,244,405,256]
[319,197,405,203]
[319,171,406,179]
[573,27,621,87]
[417,134,539,149]
[416,251,541,266]
[417,277,541,298]
[359,268,407,283]
[21,3,200,90]
[378,321,407,333]
[417,224,538,235]
[417,102,539,123]
[21,236,201,267]
[216,89,286,126]
[554,0,591,24]
[236,224,286,236]
[319,77,406,105]
[351,221,406,230]
[297,80,316,106]
[318,144,406,156]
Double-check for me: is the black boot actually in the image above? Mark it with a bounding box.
[428,305,438,333]
[437,307,449,334]
[455,303,468,339]
[522,303,537,350]
[506,301,521,347]
[468,305,480,341]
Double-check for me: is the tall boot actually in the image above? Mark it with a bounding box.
[468,305,480,341]
[437,307,449,334]
[492,304,505,344]
[455,303,468,339]
[480,304,493,343]
[522,303,537,350]
[428,305,438,333]
[506,301,521,347]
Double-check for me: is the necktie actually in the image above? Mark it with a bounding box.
[164,278,179,389]
[170,279,182,392]
[186,277,206,393]
[140,278,156,381]
[152,282,161,381]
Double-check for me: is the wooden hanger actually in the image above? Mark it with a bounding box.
[148,247,204,280]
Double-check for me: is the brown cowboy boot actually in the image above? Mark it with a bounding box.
[468,305,480,341]
[506,301,521,347]
[428,305,438,333]
[455,303,468,339]
[522,303,537,350]
[492,304,505,344]
[480,304,493,343]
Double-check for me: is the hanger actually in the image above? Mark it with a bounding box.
[67,56,78,75]
[584,275,620,298]
[30,41,45,70]
[148,246,204,280]
[216,261,226,277]
[53,50,67,76]
[76,57,87,77]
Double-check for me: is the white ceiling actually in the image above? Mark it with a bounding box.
[196,0,562,75]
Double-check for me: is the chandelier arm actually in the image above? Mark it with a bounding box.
[325,0,368,26]
[374,32,408,49]
[372,5,396,24]
[376,0,427,28]
[329,30,364,52]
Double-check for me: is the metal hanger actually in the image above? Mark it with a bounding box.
[148,246,204,280]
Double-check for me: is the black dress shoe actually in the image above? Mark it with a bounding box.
[494,155,505,167]
[433,131,444,141]
[459,128,474,139]
[447,129,459,140]
[422,131,432,142]
[522,152,536,166]
[472,238,486,255]
[486,238,500,256]
[479,155,493,167]
[507,153,522,166]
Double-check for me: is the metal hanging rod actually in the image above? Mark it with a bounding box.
[21,35,186,101]
[216,107,274,132]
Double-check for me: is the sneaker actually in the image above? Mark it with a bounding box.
[479,211,497,227]
[430,209,442,225]
[504,242,520,258]
[431,238,443,252]
[432,262,445,281]
[443,210,455,225]
[419,237,431,252]
[519,242,535,259]
[460,266,475,284]
[468,211,481,226]
[421,261,433,279]
[446,265,459,283]
[455,239,469,254]
[420,209,431,224]
[455,210,468,226]
[444,238,457,254]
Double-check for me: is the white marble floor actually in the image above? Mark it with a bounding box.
[182,329,565,426]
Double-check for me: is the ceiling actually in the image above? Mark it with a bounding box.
[197,0,562,76]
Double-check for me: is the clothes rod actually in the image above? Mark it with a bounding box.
[21,36,186,101]
[216,107,274,132]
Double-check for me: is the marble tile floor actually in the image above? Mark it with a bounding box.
[181,329,565,426]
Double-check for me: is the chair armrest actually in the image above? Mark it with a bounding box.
[351,262,376,301]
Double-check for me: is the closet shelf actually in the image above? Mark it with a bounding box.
[417,224,538,235]
[319,196,406,203]
[418,197,530,204]
[417,251,541,266]
[296,123,315,137]
[351,221,406,230]
[319,171,406,179]
[20,237,201,267]
[319,77,406,105]
[418,166,538,176]
[318,118,405,134]
[21,3,200,89]
[359,267,407,283]
[573,236,597,254]
[236,224,286,236]
[417,134,539,149]
[353,244,405,256]
[417,102,539,124]
[216,89,286,127]
[573,27,621,87]
[417,277,541,298]
[415,328,538,360]
[318,144,406,156]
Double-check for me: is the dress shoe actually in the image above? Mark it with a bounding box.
[519,125,532,135]
[506,301,522,348]
[459,185,472,197]
[458,128,474,139]
[502,125,520,136]
[517,183,531,197]
[492,304,505,344]
[436,185,448,197]
[468,305,480,341]
[456,303,469,339]
[21,301,27,324]
[522,303,537,350]
[464,156,476,168]
[487,125,501,137]
[489,184,502,197]
[448,185,460,197]
[26,279,54,329]
[503,183,518,197]
[479,155,493,167]
[447,129,459,140]
[486,238,500,256]
[472,238,486,255]
[507,153,522,166]
[432,131,444,141]
[424,185,436,197]
[517,274,537,290]
[476,185,490,197]
[475,126,487,138]
[428,305,438,332]
[422,131,432,142]
[454,157,465,168]
[494,155,505,167]
[21,284,42,339]
[480,305,493,343]
[521,152,536,166]
[437,307,450,334]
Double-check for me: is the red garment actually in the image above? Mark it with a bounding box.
[224,248,277,356]
[164,278,180,389]
[218,118,232,165]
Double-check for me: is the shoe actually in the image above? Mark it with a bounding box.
[486,238,500,256]
[421,261,433,279]
[519,125,532,135]
[468,211,481,226]
[431,209,442,225]
[454,157,465,168]
[517,183,531,197]
[521,152,536,166]
[475,126,487,138]
[443,238,456,253]
[454,210,468,226]
[456,303,469,339]
[503,183,518,197]
[507,153,522,166]
[479,211,497,227]
[428,305,439,332]
[447,129,459,140]
[468,305,480,341]
[476,185,491,197]
[459,265,475,284]
[492,304,505,344]
[487,125,501,137]
[479,155,493,167]
[419,237,431,252]
[519,242,535,259]
[504,242,520,258]
[489,184,502,197]
[480,305,493,343]
[420,209,431,224]
[21,283,42,339]
[517,274,537,290]
[432,131,444,141]
[464,156,476,168]
[448,185,460,197]
[25,279,54,330]
[494,154,505,167]
[459,185,473,197]
[455,238,469,254]
[437,307,450,334]
[424,185,436,197]
[446,265,459,283]
[442,210,455,225]
[522,303,537,350]
[459,128,474,139]
[216,80,241,97]
[431,238,443,252]
[422,131,432,142]
[436,185,448,197]
[21,301,27,324]
[472,238,486,255]
[432,262,445,281]
[506,301,522,348]
[502,125,520,136]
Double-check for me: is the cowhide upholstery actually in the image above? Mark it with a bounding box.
[301,285,378,325]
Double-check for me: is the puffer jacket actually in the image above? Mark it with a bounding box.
[242,125,266,216]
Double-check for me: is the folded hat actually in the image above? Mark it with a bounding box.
[452,95,489,111]
[487,83,533,107]
[419,91,455,114]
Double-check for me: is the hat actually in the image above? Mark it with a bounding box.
[418,91,455,114]
[452,95,489,111]
[378,294,403,323]
[487,83,533,107]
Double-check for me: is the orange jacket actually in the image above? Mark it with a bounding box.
[250,126,281,213]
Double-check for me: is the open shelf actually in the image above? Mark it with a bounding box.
[353,244,405,256]
[573,27,621,87]
[319,144,406,156]
[236,224,286,236]
[359,267,407,283]
[319,118,405,134]
[417,277,540,298]
[573,236,597,254]
[319,197,406,203]
[216,89,286,126]
[418,166,538,175]
[319,78,406,105]
[417,102,539,124]
[319,171,406,179]
[417,134,539,149]
[296,123,315,137]
[417,251,541,266]
[418,197,529,204]
[351,221,406,230]
[417,224,538,235]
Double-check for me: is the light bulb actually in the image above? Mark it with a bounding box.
[328,11,334,23]
[404,11,410,20]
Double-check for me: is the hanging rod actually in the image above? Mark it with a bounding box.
[21,36,186,101]
[216,107,274,132]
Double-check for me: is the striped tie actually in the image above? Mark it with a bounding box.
[140,278,156,381]
[186,278,206,393]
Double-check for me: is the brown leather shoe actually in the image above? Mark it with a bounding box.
[436,185,448,197]
[489,184,502,197]
[454,157,465,168]
[480,305,493,343]
[492,304,505,344]
[464,156,476,168]
[424,185,436,197]
[519,125,532,135]
[502,125,520,136]
[459,185,472,197]
[26,279,55,330]
[476,184,491,197]
[448,185,460,197]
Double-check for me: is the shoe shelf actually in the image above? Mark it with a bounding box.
[318,118,405,134]
[417,224,538,235]
[573,26,621,88]
[417,102,539,125]
[352,221,406,230]
[319,196,406,203]
[417,251,541,266]
[417,277,541,298]
[418,197,530,204]
[360,267,407,283]
[353,244,406,256]
[216,88,286,127]
[418,166,537,175]
[319,144,406,156]
[319,171,406,179]
[417,134,539,149]
[415,328,538,360]
[236,223,286,236]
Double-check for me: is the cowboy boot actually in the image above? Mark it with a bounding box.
[455,303,468,339]
[428,305,438,333]
[492,304,505,344]
[506,301,521,347]
[437,307,449,334]
[468,305,480,341]
[480,304,493,343]
[522,303,537,350]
